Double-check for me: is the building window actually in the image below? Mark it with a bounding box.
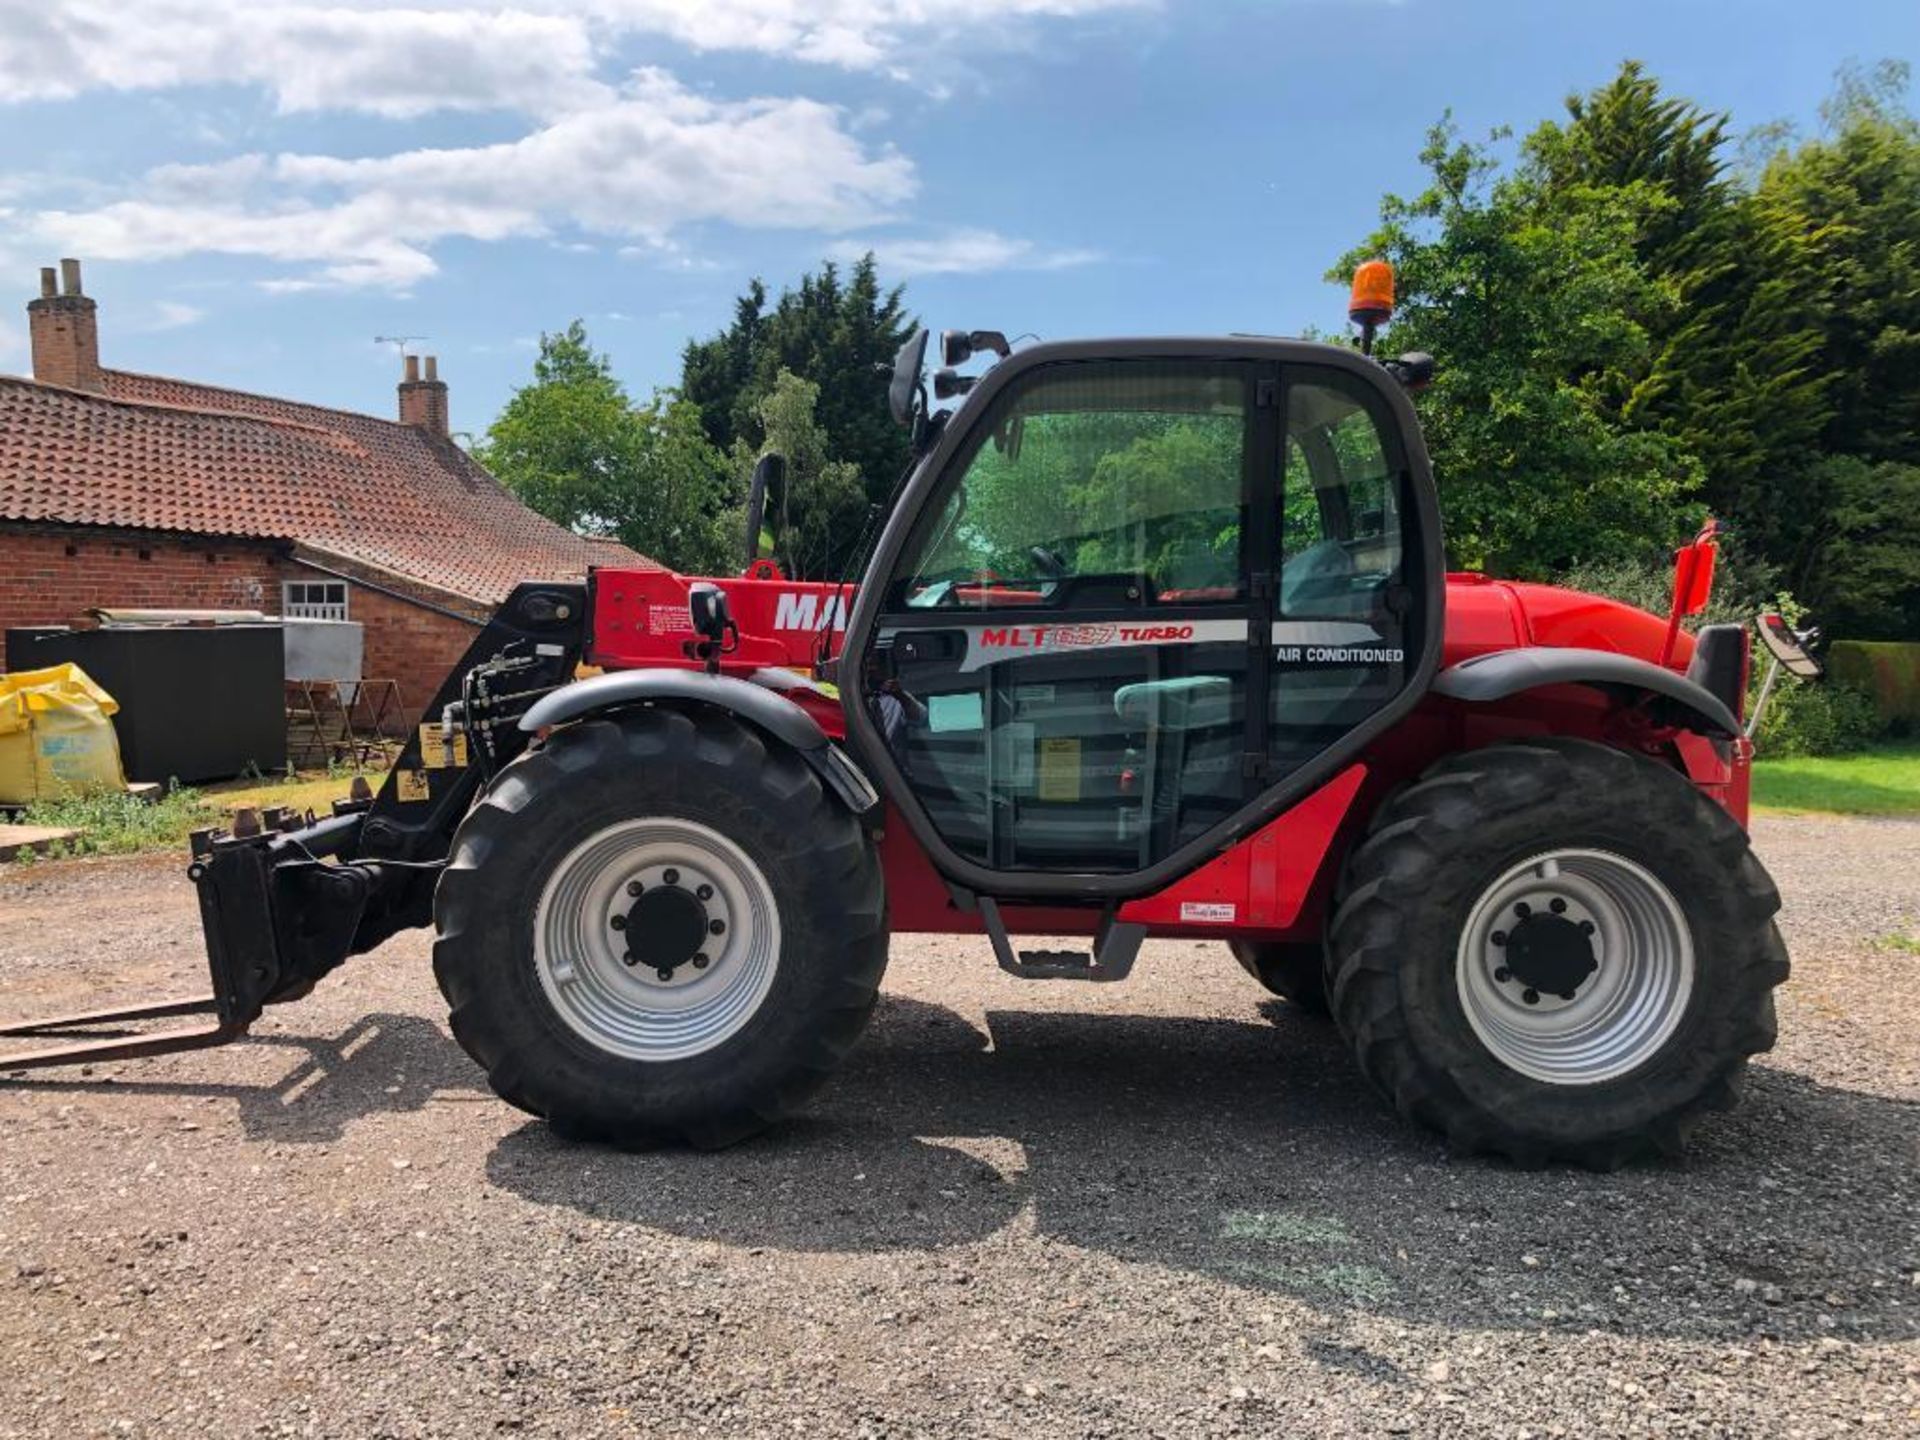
[283,580,349,620]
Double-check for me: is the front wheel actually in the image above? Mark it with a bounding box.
[432,709,887,1148]
[1327,739,1787,1168]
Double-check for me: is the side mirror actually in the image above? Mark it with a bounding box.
[742,452,787,575]
[889,329,930,429]
[1756,613,1823,679]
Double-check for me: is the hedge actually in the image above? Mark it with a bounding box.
[1826,641,1920,733]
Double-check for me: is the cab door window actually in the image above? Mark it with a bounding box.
[1271,369,1411,771]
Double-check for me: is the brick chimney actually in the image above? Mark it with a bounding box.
[28,258,103,392]
[398,353,449,435]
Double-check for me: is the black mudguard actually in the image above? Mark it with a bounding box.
[1432,646,1742,738]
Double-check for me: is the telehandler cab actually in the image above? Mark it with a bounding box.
[1,265,1811,1168]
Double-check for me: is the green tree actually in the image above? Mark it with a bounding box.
[683,255,916,515]
[1750,61,1920,630]
[1800,456,1920,638]
[478,321,737,574]
[1525,61,1833,556]
[1334,118,1702,575]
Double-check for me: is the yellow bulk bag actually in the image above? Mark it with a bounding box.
[0,663,127,804]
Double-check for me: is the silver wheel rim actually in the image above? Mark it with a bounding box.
[533,817,780,1062]
[1455,848,1694,1086]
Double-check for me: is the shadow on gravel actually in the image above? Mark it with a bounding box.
[488,992,1920,1343]
[0,1012,479,1143]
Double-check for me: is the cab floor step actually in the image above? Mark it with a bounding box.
[978,898,1146,983]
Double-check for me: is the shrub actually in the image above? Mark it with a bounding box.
[1750,675,1883,758]
[1825,641,1920,736]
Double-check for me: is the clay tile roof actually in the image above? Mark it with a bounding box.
[0,368,660,605]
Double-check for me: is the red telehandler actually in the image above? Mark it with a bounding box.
[1,265,1821,1167]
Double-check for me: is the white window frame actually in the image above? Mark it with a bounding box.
[283,579,350,621]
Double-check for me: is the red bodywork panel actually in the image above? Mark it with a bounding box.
[583,566,1747,941]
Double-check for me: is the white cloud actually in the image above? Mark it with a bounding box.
[1,3,1138,292]
[0,314,21,363]
[0,4,608,118]
[0,2,1155,117]
[28,70,915,290]
[839,227,1101,275]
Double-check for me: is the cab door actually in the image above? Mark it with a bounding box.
[859,356,1272,877]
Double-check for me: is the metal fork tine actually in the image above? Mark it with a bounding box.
[0,997,219,1038]
[0,1019,244,1072]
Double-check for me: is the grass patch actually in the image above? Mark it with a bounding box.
[5,762,387,863]
[10,785,214,859]
[1752,743,1920,817]
[202,766,382,817]
[1873,932,1920,955]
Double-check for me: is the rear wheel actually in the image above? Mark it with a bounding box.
[1327,739,1787,1167]
[1229,940,1330,1014]
[433,708,887,1148]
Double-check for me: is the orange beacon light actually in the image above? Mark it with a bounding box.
[1349,259,1395,354]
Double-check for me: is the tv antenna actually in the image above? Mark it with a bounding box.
[374,334,428,359]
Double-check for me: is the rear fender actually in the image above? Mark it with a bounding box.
[1431,647,1742,740]
[519,668,879,817]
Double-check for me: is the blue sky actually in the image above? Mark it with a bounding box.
[2,0,1914,439]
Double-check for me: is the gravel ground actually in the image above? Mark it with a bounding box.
[0,814,1915,1439]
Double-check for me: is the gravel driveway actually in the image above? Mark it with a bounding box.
[1,815,1916,1438]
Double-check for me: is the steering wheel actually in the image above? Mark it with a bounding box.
[1029,544,1069,580]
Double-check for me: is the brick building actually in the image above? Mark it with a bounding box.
[1,260,654,726]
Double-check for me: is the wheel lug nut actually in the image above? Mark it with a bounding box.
[1514,902,1532,919]
[1491,930,1507,947]
[1580,920,1596,935]
[609,914,627,932]
[1522,987,1540,1005]
[627,880,644,897]
[696,884,713,901]
[1494,967,1512,983]
[692,953,709,970]
[621,952,635,966]
[1560,990,1578,1002]
[1549,897,1567,914]
[709,918,726,935]
[663,868,680,886]
[655,967,674,982]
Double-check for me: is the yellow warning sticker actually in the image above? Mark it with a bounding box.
[1037,736,1081,802]
[395,769,431,803]
[417,725,469,769]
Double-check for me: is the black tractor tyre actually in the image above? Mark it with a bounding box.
[1326,738,1787,1169]
[432,708,887,1149]
[1229,940,1330,1014]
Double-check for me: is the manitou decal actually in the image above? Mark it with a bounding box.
[773,592,849,632]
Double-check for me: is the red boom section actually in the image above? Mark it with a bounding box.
[582,565,1743,941]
